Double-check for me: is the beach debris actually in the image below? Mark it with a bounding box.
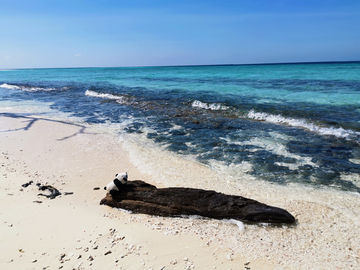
[93,187,100,190]
[100,180,296,224]
[21,180,33,188]
[37,185,61,199]
[21,182,73,199]
[33,200,43,203]
[104,250,112,255]
[244,261,251,270]
[58,253,66,262]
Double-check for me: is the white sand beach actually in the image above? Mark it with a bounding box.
[0,111,270,270]
[1,110,359,270]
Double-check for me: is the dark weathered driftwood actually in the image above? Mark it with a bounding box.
[37,185,62,199]
[100,180,295,224]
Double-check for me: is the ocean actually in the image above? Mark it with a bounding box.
[1,62,359,194]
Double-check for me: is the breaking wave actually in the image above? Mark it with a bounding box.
[247,109,360,141]
[0,83,59,92]
[85,90,126,104]
[191,100,229,111]
[190,99,359,141]
[0,83,20,90]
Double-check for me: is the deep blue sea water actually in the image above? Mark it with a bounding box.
[1,62,360,193]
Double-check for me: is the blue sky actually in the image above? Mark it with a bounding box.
[1,0,359,68]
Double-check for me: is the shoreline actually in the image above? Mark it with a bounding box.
[1,110,360,269]
[0,111,270,269]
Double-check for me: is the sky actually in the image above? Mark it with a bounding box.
[1,0,359,69]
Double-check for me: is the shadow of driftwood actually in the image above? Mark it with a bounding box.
[0,112,95,141]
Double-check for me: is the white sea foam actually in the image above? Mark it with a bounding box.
[85,90,125,103]
[179,216,245,232]
[169,123,184,130]
[0,83,20,90]
[223,219,245,231]
[350,158,360,165]
[192,100,229,111]
[247,109,360,140]
[0,83,58,92]
[26,87,57,92]
[340,173,360,188]
[221,131,318,171]
[185,141,196,148]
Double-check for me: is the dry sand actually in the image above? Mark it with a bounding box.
[0,112,271,270]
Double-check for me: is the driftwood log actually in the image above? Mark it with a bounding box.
[100,180,295,224]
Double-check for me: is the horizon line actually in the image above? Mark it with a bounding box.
[1,60,360,70]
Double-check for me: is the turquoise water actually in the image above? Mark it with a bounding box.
[1,62,360,192]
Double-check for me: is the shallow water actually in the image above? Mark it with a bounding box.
[1,63,359,193]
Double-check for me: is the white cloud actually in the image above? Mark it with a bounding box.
[4,55,10,59]
[75,53,81,57]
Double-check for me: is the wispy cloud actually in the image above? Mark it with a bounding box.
[75,53,81,57]
[4,55,11,59]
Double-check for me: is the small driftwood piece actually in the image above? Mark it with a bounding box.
[37,185,61,199]
[100,180,295,224]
